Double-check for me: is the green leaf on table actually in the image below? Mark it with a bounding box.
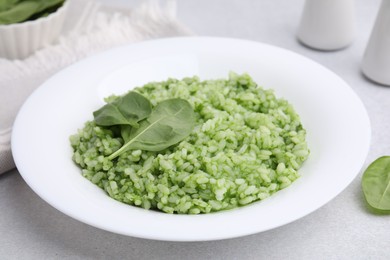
[0,1,40,24]
[362,156,390,211]
[93,91,152,128]
[108,98,196,160]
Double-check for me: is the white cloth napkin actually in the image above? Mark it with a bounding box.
[0,0,192,174]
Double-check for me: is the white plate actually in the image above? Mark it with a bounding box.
[12,37,370,241]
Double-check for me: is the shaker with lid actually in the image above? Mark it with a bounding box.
[362,0,390,86]
[297,0,356,51]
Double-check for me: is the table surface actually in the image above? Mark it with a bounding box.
[2,0,390,259]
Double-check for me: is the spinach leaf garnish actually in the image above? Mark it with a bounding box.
[93,91,196,160]
[93,91,152,128]
[362,156,390,211]
[108,98,195,160]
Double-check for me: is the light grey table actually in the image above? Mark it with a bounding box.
[2,0,390,259]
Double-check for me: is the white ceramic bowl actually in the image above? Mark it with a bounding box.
[0,0,69,60]
[12,37,371,241]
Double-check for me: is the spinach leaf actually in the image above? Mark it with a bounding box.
[108,98,196,160]
[362,156,390,211]
[0,0,21,13]
[93,91,152,128]
[0,0,65,25]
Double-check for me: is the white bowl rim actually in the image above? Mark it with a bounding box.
[11,37,371,241]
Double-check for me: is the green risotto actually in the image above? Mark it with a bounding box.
[70,73,309,214]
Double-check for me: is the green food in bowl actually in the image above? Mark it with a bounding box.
[0,0,65,25]
[70,73,310,214]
